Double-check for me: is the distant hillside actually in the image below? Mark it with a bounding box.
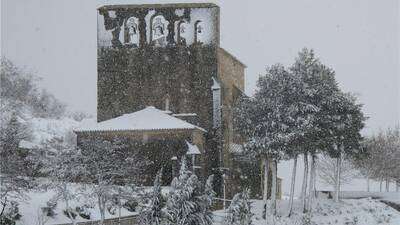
[1,58,86,147]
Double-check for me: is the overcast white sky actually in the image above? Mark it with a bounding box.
[1,0,399,134]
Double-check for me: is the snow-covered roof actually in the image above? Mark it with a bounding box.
[211,77,220,90]
[172,113,197,117]
[18,140,39,149]
[185,141,201,155]
[75,106,206,133]
[229,143,244,154]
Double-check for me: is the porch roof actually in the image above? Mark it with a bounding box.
[74,106,205,133]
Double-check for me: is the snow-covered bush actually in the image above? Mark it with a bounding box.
[123,199,139,212]
[165,159,214,225]
[75,205,91,220]
[224,189,252,225]
[139,169,165,225]
[0,201,21,225]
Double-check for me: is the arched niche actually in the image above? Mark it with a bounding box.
[150,15,169,47]
[194,20,205,43]
[177,20,189,45]
[124,17,140,47]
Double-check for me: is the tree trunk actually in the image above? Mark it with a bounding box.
[301,152,309,213]
[380,179,383,192]
[0,197,7,217]
[334,153,342,202]
[386,179,390,192]
[271,160,277,215]
[288,155,298,217]
[367,176,370,192]
[262,156,270,219]
[98,196,106,225]
[118,198,122,225]
[396,180,399,192]
[307,154,316,212]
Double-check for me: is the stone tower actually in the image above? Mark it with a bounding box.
[97,3,246,197]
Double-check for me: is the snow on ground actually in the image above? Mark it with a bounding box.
[278,157,398,198]
[341,191,400,204]
[214,198,400,225]
[16,184,136,225]
[15,182,172,225]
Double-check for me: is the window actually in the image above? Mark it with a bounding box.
[124,17,139,46]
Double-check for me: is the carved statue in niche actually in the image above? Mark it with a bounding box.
[124,17,139,47]
[152,16,168,47]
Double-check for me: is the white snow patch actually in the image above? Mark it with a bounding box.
[214,198,400,225]
[28,117,80,147]
[75,106,205,132]
[185,141,201,155]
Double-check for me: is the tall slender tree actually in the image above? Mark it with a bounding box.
[290,48,352,211]
[323,93,365,202]
[234,64,309,216]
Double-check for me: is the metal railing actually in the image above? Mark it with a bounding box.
[53,215,138,225]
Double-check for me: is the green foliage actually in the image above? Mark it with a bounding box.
[224,189,253,225]
[123,199,139,212]
[63,209,77,220]
[0,201,21,225]
[165,159,214,225]
[234,48,365,160]
[76,205,91,220]
[139,169,165,225]
[234,64,306,160]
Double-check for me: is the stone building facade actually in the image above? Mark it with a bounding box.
[89,3,247,197]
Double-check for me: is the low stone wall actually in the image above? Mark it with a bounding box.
[54,215,138,225]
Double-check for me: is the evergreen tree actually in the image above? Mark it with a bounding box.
[0,113,33,221]
[234,64,308,216]
[289,48,337,212]
[224,189,252,225]
[165,158,214,225]
[323,92,365,202]
[139,169,164,225]
[196,175,215,225]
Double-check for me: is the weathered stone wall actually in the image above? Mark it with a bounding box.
[217,48,246,198]
[97,45,217,133]
[218,48,246,150]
